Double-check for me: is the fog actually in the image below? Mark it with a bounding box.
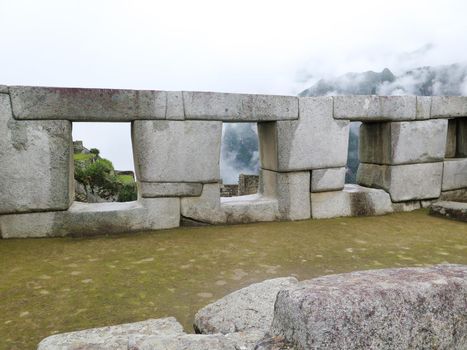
[2,0,466,177]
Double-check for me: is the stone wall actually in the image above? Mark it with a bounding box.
[0,86,466,238]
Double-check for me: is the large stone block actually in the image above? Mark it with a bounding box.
[439,188,467,202]
[431,96,467,118]
[333,95,416,121]
[430,201,467,222]
[270,265,467,350]
[9,86,167,121]
[260,169,310,220]
[194,277,298,335]
[139,182,203,198]
[181,183,226,224]
[457,119,467,157]
[166,91,184,120]
[132,120,222,182]
[416,96,431,120]
[310,184,393,219]
[0,199,180,238]
[310,167,345,192]
[221,194,280,224]
[183,91,298,121]
[258,97,349,172]
[442,158,467,191]
[0,85,8,93]
[0,94,73,214]
[359,119,448,165]
[38,317,184,350]
[357,162,443,201]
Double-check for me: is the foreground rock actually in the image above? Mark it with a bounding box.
[37,317,184,350]
[194,277,298,335]
[268,265,467,350]
[430,201,467,222]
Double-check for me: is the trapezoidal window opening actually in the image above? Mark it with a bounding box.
[220,122,260,197]
[346,122,361,184]
[72,122,137,203]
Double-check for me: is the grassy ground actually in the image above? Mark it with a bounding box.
[0,209,466,349]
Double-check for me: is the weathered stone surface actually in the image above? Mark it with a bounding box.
[194,277,298,335]
[420,199,437,208]
[431,96,467,118]
[310,184,393,219]
[430,201,467,222]
[445,119,457,158]
[181,183,226,224]
[261,170,311,220]
[183,91,298,121]
[442,158,467,191]
[359,119,448,165]
[270,265,467,350]
[166,91,184,120]
[416,96,431,119]
[258,97,349,172]
[128,334,237,350]
[37,317,184,350]
[139,182,202,198]
[333,95,416,121]
[10,86,167,121]
[132,120,222,182]
[310,167,345,192]
[224,330,268,350]
[439,188,467,202]
[0,199,180,238]
[0,85,8,93]
[221,194,280,224]
[357,162,443,201]
[457,119,467,157]
[391,200,421,212]
[0,94,73,214]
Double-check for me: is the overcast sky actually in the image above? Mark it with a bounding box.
[1,0,466,171]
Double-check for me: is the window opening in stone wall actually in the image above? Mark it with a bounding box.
[346,122,361,184]
[72,122,137,203]
[220,123,260,197]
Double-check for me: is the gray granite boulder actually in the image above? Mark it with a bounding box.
[37,317,184,350]
[132,120,222,183]
[194,277,298,335]
[182,91,298,121]
[10,86,167,121]
[359,119,448,165]
[128,334,237,350]
[430,201,467,222]
[431,96,467,118]
[269,265,467,350]
[357,162,443,201]
[0,93,73,214]
[333,95,416,121]
[310,184,393,219]
[258,97,349,172]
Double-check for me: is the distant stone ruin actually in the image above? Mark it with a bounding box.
[0,85,466,238]
[220,174,259,197]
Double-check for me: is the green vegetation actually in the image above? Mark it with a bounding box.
[0,210,466,349]
[117,174,136,185]
[74,148,137,202]
[73,153,96,162]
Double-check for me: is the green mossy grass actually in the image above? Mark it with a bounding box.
[0,209,466,349]
[73,153,96,162]
[116,174,135,185]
